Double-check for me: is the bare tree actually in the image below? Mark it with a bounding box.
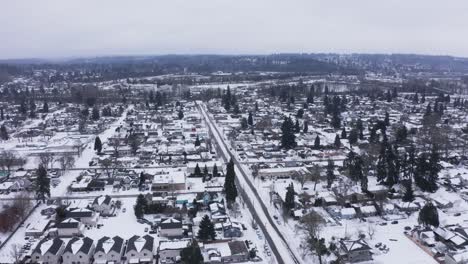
[58,154,76,175]
[128,134,141,155]
[101,158,120,179]
[38,152,55,169]
[108,137,122,157]
[310,165,322,191]
[0,151,25,172]
[10,243,21,264]
[301,211,327,264]
[367,223,376,240]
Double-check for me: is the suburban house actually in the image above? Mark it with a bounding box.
[62,237,95,264]
[158,239,191,264]
[159,217,184,238]
[152,171,186,191]
[203,241,250,263]
[92,195,114,216]
[66,208,99,226]
[339,239,373,263]
[31,238,65,264]
[93,236,125,264]
[125,235,155,264]
[57,218,84,237]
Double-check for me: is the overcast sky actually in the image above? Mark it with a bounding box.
[1,0,467,59]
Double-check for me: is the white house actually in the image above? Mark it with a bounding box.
[158,239,191,264]
[62,237,95,264]
[125,235,155,264]
[94,236,125,264]
[31,238,65,264]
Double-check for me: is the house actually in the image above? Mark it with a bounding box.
[25,219,50,237]
[62,237,95,264]
[57,218,84,237]
[158,239,191,264]
[359,205,377,217]
[341,208,356,219]
[125,235,155,264]
[339,239,373,263]
[94,236,125,264]
[224,226,243,238]
[203,241,250,263]
[92,195,114,216]
[31,238,65,264]
[159,217,184,238]
[445,250,468,264]
[152,171,186,191]
[66,208,99,226]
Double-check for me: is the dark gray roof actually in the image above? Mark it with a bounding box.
[64,237,94,254]
[159,217,182,229]
[95,236,124,254]
[57,218,80,229]
[66,208,93,218]
[93,195,112,205]
[126,235,154,253]
[33,238,64,255]
[228,241,248,255]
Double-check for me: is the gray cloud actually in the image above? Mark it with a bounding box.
[1,0,467,59]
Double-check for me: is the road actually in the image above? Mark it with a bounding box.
[197,101,302,264]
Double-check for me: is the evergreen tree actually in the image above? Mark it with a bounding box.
[92,106,100,120]
[194,163,202,176]
[19,100,27,115]
[314,135,321,149]
[203,165,209,180]
[303,121,309,133]
[0,125,8,140]
[255,101,259,112]
[334,134,341,148]
[94,136,102,154]
[384,111,390,126]
[194,135,201,147]
[248,112,254,126]
[223,86,232,111]
[296,108,304,118]
[134,194,147,218]
[294,119,300,133]
[35,165,50,202]
[198,215,216,240]
[356,119,364,140]
[402,179,414,202]
[0,108,4,120]
[341,128,347,139]
[281,116,296,149]
[139,172,146,187]
[427,145,441,192]
[284,183,295,213]
[178,109,184,119]
[331,110,341,129]
[224,159,238,203]
[180,240,203,264]
[212,164,218,177]
[348,129,358,145]
[241,117,248,129]
[418,202,439,227]
[326,159,335,188]
[43,101,49,113]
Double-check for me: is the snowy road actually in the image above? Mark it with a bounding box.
[197,101,303,264]
[51,106,131,197]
